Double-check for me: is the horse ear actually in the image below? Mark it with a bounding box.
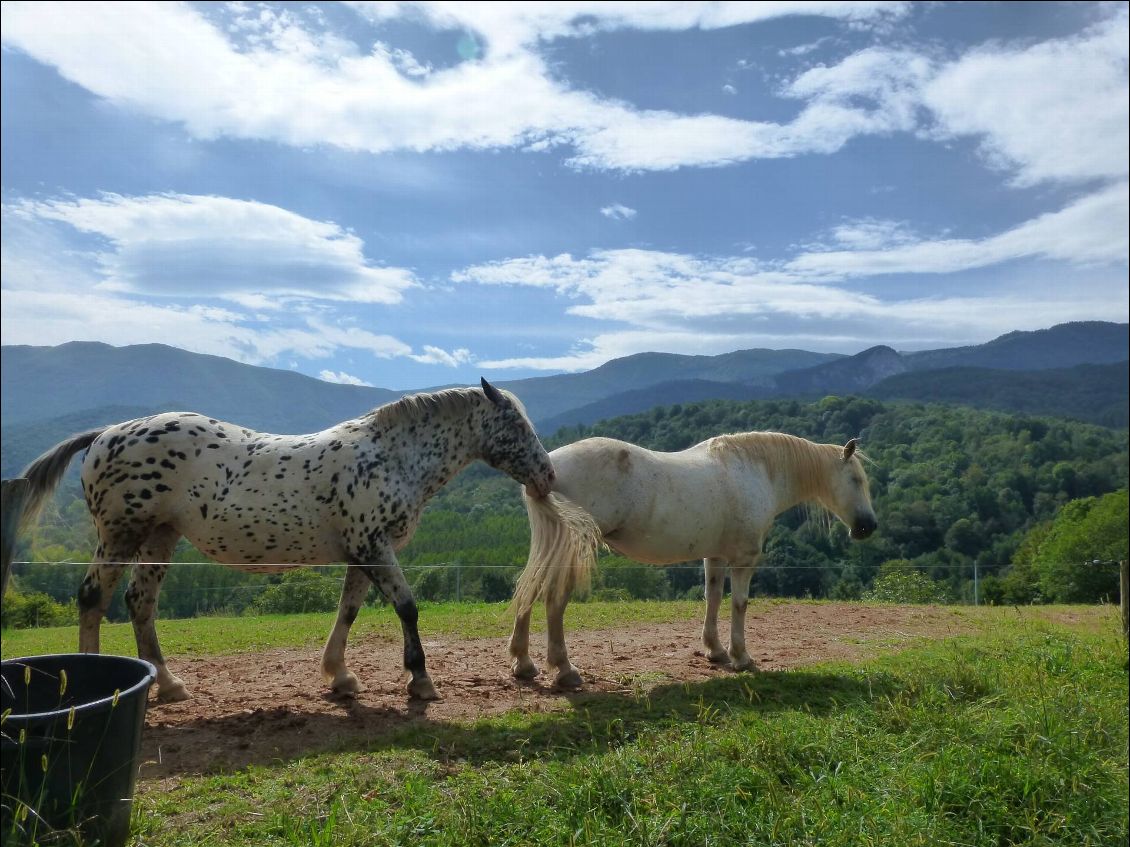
[481,377,510,408]
[842,438,859,462]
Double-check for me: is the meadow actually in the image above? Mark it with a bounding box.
[6,601,1127,846]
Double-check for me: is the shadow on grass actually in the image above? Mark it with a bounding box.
[139,669,894,778]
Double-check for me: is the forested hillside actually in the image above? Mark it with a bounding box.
[867,361,1129,428]
[7,395,1126,624]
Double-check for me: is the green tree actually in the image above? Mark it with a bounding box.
[1030,490,1127,602]
[249,569,342,615]
[863,564,951,604]
[1,582,79,629]
[594,555,672,600]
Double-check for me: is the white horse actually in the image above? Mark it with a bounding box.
[17,380,557,702]
[508,432,877,688]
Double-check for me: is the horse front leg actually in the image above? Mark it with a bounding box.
[701,557,729,663]
[127,525,187,701]
[321,566,372,696]
[728,560,758,672]
[546,594,582,689]
[508,607,538,680]
[358,552,439,701]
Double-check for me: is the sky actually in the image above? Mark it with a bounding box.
[1,1,1127,391]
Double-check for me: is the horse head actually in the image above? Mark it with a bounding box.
[480,378,556,499]
[826,438,878,540]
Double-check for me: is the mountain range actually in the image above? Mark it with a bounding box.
[2,321,1126,477]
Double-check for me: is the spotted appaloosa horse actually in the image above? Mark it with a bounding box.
[17,379,555,702]
[508,432,877,688]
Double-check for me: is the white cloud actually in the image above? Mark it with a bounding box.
[0,288,278,360]
[319,370,375,386]
[600,203,637,220]
[4,2,1120,179]
[722,83,737,94]
[0,1,921,172]
[458,185,1129,370]
[0,284,479,372]
[922,9,1129,186]
[410,345,474,366]
[1,200,476,371]
[778,37,832,57]
[6,193,416,305]
[354,2,908,58]
[790,183,1129,278]
[827,218,920,251]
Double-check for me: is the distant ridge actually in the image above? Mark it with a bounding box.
[2,322,1126,475]
[495,347,841,421]
[535,322,1128,432]
[904,321,1130,371]
[772,345,908,395]
[867,360,1129,429]
[1,341,401,431]
[538,379,768,436]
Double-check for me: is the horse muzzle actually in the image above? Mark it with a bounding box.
[525,468,555,500]
[850,515,878,540]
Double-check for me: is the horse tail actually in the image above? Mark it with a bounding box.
[512,491,602,615]
[17,429,105,533]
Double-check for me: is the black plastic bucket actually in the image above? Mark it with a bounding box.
[1,654,156,847]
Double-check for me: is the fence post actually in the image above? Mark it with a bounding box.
[973,560,979,606]
[1120,560,1128,639]
[2,478,31,599]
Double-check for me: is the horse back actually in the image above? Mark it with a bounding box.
[79,412,350,563]
[550,438,730,546]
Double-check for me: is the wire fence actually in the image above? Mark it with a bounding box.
[7,557,1123,622]
[4,556,1015,604]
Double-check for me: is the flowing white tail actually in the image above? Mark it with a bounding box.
[511,491,603,615]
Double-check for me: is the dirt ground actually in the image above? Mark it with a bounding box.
[138,603,966,782]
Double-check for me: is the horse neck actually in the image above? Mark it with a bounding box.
[361,395,488,501]
[755,438,838,515]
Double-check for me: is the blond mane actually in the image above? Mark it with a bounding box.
[706,431,844,501]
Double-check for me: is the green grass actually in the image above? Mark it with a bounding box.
[123,610,1127,847]
[1,599,707,659]
[5,603,1126,846]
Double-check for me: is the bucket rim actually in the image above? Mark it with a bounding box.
[1,653,157,723]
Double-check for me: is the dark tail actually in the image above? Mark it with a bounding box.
[17,429,105,532]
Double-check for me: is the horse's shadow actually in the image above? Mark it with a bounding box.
[139,669,894,779]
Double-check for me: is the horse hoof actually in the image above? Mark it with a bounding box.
[554,668,584,690]
[408,677,440,701]
[705,649,730,664]
[157,683,190,703]
[330,672,363,697]
[730,656,756,673]
[511,657,539,680]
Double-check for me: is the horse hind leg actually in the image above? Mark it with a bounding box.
[701,557,729,664]
[546,594,582,689]
[508,608,539,680]
[126,525,187,702]
[78,543,132,654]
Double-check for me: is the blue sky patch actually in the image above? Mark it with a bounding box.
[1,1,1126,389]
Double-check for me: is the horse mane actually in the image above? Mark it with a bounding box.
[365,386,530,429]
[706,431,843,501]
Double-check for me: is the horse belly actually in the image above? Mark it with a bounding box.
[606,481,727,565]
[181,499,345,566]
[606,513,720,564]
